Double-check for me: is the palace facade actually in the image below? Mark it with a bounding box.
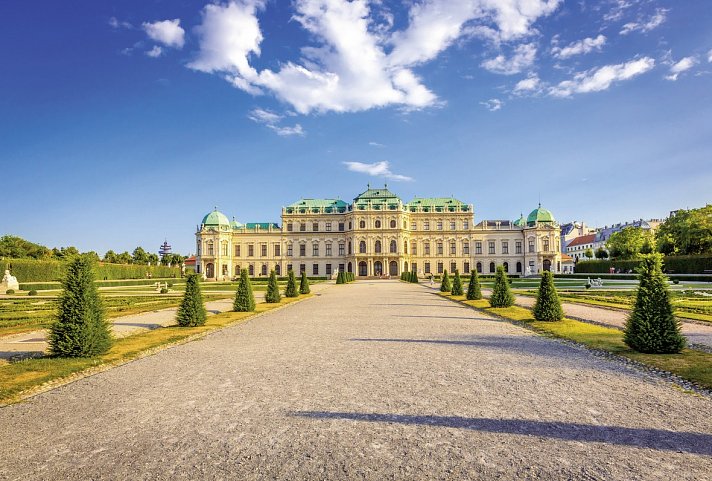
[195,186,561,280]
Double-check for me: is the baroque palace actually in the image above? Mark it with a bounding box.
[195,186,561,280]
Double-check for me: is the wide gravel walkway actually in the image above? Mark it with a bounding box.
[1,280,711,480]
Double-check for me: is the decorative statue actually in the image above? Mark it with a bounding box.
[1,269,20,291]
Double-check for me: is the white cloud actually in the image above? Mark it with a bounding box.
[552,34,606,59]
[620,8,667,35]
[146,46,163,58]
[109,17,133,29]
[665,56,697,81]
[188,0,560,114]
[549,57,655,97]
[368,141,386,147]
[343,161,413,181]
[480,98,503,111]
[513,74,542,94]
[481,43,537,75]
[247,108,305,136]
[707,49,712,63]
[143,19,185,49]
[269,124,305,136]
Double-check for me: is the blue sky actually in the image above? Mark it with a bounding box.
[1,0,710,255]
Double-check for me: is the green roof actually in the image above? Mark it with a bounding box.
[513,213,526,227]
[406,197,469,212]
[353,186,402,210]
[201,209,230,226]
[236,222,279,230]
[230,217,243,229]
[286,198,348,213]
[527,205,556,226]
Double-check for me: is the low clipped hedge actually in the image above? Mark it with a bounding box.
[19,278,185,291]
[0,258,180,282]
[574,255,712,274]
[556,273,712,282]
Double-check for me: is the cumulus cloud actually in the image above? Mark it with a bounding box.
[480,98,503,111]
[549,57,655,97]
[665,56,697,81]
[513,74,542,94]
[620,8,667,35]
[146,46,163,58]
[481,43,537,75]
[552,35,606,59]
[343,161,413,181]
[187,0,561,114]
[143,19,185,49]
[247,108,305,136]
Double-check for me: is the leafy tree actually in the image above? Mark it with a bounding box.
[176,273,207,326]
[285,270,299,296]
[49,255,112,357]
[584,248,593,259]
[451,270,463,296]
[490,266,514,308]
[53,246,80,259]
[233,268,255,312]
[656,205,712,255]
[147,253,160,265]
[533,271,563,321]
[440,270,451,292]
[103,250,118,263]
[594,247,609,259]
[132,247,149,264]
[606,227,655,259]
[0,235,52,259]
[624,254,686,353]
[299,271,311,294]
[265,270,281,303]
[116,251,132,264]
[466,269,482,300]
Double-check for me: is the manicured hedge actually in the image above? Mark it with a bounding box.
[555,273,712,282]
[574,255,712,274]
[0,258,180,282]
[19,278,183,291]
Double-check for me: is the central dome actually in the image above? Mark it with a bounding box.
[201,208,230,227]
[527,204,555,226]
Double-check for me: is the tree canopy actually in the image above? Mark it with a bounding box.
[606,227,655,260]
[655,205,712,256]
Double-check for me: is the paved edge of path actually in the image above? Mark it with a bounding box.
[0,291,324,407]
[428,286,712,398]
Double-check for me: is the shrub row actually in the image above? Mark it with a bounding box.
[1,258,180,282]
[574,255,712,274]
[400,271,418,283]
[555,273,712,282]
[336,271,354,284]
[19,278,182,291]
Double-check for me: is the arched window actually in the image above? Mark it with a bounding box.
[489,262,495,273]
[375,240,382,253]
[516,262,522,273]
[348,242,352,255]
[503,262,509,273]
[390,219,396,228]
[275,264,281,275]
[359,220,366,229]
[476,262,482,273]
[375,220,382,228]
[248,264,254,276]
[390,240,397,253]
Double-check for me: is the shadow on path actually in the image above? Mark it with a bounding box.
[291,411,712,456]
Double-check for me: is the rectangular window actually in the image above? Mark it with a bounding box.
[222,243,228,256]
[235,245,241,257]
[529,240,535,253]
[339,222,345,232]
[339,263,345,273]
[502,241,509,254]
[326,264,332,275]
[449,241,456,255]
[313,264,319,275]
[475,242,482,255]
[516,241,522,254]
[437,262,443,274]
[248,265,254,276]
[424,262,431,274]
[437,242,443,255]
[464,262,470,274]
[424,221,430,230]
[411,241,417,255]
[451,262,457,273]
[313,223,318,232]
[543,239,550,252]
[299,244,306,257]
[287,244,293,257]
[424,242,430,255]
[411,262,417,273]
[437,221,443,230]
[261,244,267,257]
[326,243,332,256]
[287,223,293,232]
[338,243,345,256]
[463,242,469,255]
[274,244,281,257]
[248,244,254,257]
[450,221,456,230]
[300,223,306,232]
[488,241,495,254]
[261,264,267,276]
[287,264,292,273]
[312,243,319,256]
[300,264,306,274]
[463,220,469,230]
[411,221,417,230]
[325,222,332,232]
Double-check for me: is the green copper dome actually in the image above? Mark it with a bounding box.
[527,204,555,226]
[230,217,243,229]
[201,208,230,226]
[513,213,526,227]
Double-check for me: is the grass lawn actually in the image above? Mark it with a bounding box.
[0,295,310,404]
[441,293,712,391]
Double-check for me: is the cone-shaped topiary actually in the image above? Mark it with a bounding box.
[440,270,451,292]
[451,270,464,296]
[176,272,207,327]
[285,270,299,297]
[49,255,112,357]
[265,270,281,303]
[490,266,514,308]
[336,271,345,284]
[299,271,311,294]
[533,271,563,321]
[410,271,417,283]
[233,268,255,312]
[624,254,686,353]
[466,269,482,300]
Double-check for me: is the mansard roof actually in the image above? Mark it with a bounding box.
[287,198,348,209]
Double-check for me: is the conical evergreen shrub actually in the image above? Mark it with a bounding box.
[265,270,281,303]
[451,270,463,296]
[49,255,112,357]
[336,271,345,284]
[466,269,482,300]
[410,271,418,283]
[624,254,686,353]
[440,270,451,292]
[299,271,311,294]
[285,270,299,297]
[533,271,563,321]
[490,266,514,308]
[176,272,207,327]
[233,268,255,312]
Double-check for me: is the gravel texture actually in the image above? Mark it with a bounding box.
[1,280,711,480]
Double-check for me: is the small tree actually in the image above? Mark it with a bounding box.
[451,270,463,296]
[533,271,563,321]
[49,255,112,357]
[176,272,207,327]
[466,269,482,300]
[233,268,256,312]
[265,269,281,303]
[285,270,299,297]
[595,247,609,259]
[299,271,311,294]
[490,266,514,308]
[440,270,451,292]
[624,254,686,353]
[584,248,594,259]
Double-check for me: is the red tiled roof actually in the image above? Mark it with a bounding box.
[561,254,573,261]
[567,234,596,248]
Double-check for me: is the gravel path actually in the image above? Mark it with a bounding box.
[1,280,711,480]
